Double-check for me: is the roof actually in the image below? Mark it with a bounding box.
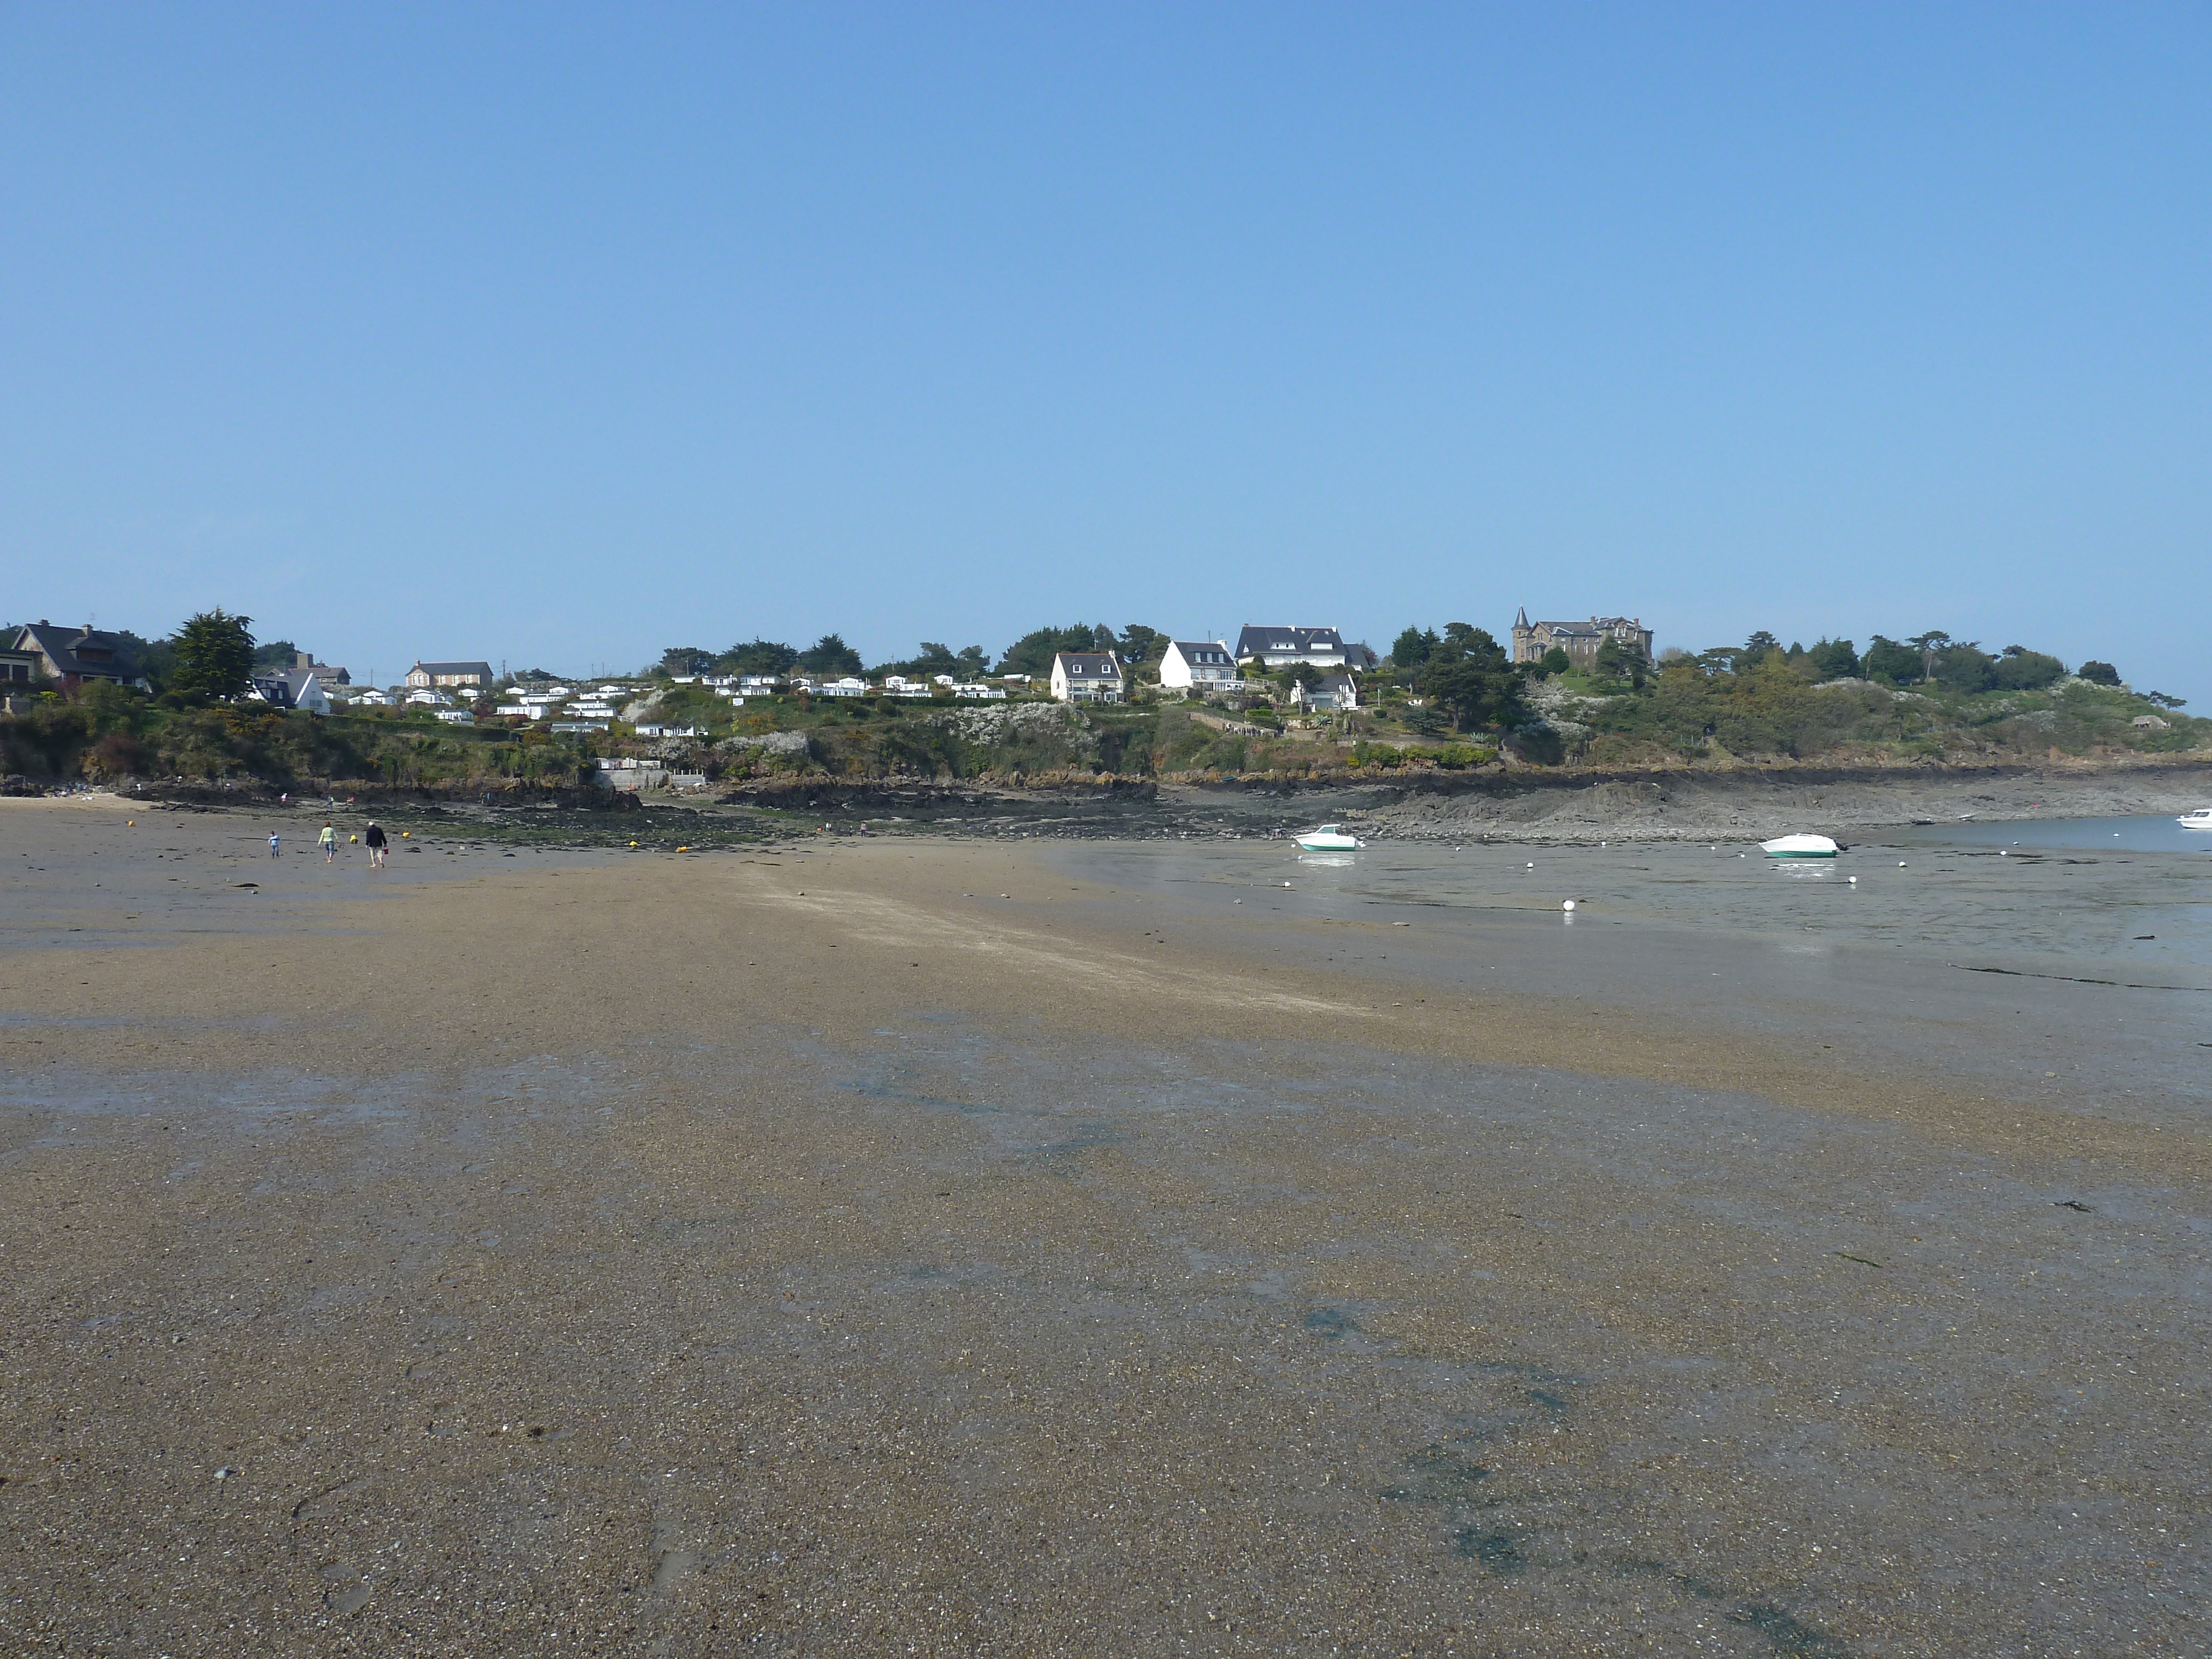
[409,660,494,676]
[1234,625,1345,657]
[1525,616,1647,637]
[14,622,141,681]
[1053,653,1122,675]
[1167,640,1234,662]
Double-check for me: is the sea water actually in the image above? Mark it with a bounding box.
[1055,816,2212,980]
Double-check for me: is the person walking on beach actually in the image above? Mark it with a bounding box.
[364,821,387,868]
[269,832,281,858]
[319,823,338,864]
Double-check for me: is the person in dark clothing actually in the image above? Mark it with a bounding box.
[364,821,388,869]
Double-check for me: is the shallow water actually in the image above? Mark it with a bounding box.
[1896,810,2212,854]
[1054,823,2212,978]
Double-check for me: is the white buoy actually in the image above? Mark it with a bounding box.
[1283,881,1291,888]
[1898,860,1907,868]
[1848,875,1858,884]
[1526,861,1534,869]
[1562,899,1576,912]
[2000,849,2007,856]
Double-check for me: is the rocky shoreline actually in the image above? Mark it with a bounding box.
[72,754,2212,846]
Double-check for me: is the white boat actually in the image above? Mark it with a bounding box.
[1293,823,1364,852]
[2179,807,2212,831]
[1760,833,1839,859]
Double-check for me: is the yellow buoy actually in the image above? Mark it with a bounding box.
[127,819,135,826]
[676,845,690,852]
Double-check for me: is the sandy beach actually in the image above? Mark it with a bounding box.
[3,797,2208,1655]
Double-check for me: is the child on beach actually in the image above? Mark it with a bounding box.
[364,821,387,868]
[319,823,338,863]
[269,832,280,858]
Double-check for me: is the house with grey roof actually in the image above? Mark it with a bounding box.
[248,667,338,714]
[1158,640,1242,695]
[405,660,494,690]
[1290,673,1360,713]
[1233,626,1348,671]
[1050,651,1124,704]
[1509,610,1653,668]
[11,623,148,689]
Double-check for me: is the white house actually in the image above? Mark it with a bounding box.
[881,676,932,698]
[434,709,476,726]
[1159,640,1242,695]
[405,688,453,707]
[738,675,781,693]
[354,689,394,707]
[248,668,337,714]
[954,682,1007,700]
[635,723,702,738]
[819,677,870,697]
[1234,627,1348,671]
[1290,674,1360,713]
[1050,652,1125,704]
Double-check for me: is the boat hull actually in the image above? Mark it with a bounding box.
[1760,833,1840,859]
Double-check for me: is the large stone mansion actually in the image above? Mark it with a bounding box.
[1510,610,1654,669]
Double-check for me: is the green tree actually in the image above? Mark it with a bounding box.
[719,639,799,676]
[1593,636,1647,686]
[997,624,1099,676]
[875,641,962,677]
[1417,624,1524,733]
[1933,640,1995,693]
[1807,638,1860,680]
[1119,625,1165,665]
[1905,630,1953,684]
[1389,625,1438,670]
[170,609,256,701]
[1537,645,1572,677]
[655,645,716,677]
[1992,646,2065,691]
[795,633,864,676]
[251,638,299,671]
[2076,660,2120,686]
[1861,636,1921,684]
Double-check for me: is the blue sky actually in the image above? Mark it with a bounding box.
[3,4,2207,698]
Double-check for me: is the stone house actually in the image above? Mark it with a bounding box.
[1509,611,1653,668]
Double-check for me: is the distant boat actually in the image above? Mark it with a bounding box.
[2179,807,2212,831]
[1760,833,1839,859]
[1293,823,1364,852]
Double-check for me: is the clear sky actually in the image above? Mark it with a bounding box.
[4,4,2208,698]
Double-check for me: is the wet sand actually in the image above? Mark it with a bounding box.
[3,799,2208,1655]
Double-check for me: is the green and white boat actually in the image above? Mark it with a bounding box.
[1760,833,1839,859]
[1294,823,1365,852]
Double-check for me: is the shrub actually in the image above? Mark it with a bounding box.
[2077,660,2121,686]
[1434,743,1495,769]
